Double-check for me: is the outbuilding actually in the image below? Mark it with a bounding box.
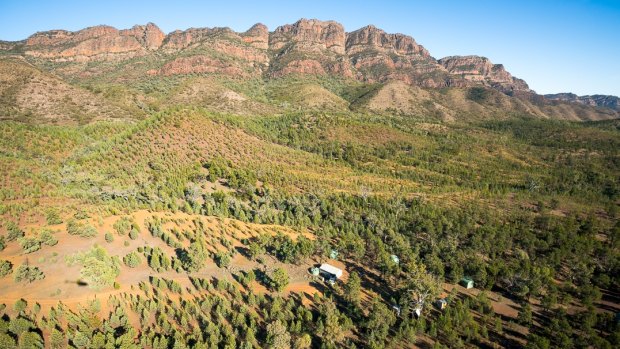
[435,298,447,310]
[319,263,343,279]
[390,254,400,265]
[460,277,474,289]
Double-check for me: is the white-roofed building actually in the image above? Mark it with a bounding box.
[319,263,343,279]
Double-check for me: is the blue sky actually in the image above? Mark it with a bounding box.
[1,0,618,96]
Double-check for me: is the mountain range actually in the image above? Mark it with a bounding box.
[1,18,618,123]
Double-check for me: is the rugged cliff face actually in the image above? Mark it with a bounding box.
[241,23,269,49]
[21,23,165,61]
[0,19,589,99]
[270,19,346,54]
[545,93,620,111]
[439,55,530,93]
[344,25,447,87]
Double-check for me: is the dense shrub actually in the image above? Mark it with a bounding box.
[14,264,45,283]
[0,260,12,277]
[123,251,142,268]
[66,245,120,289]
[66,219,97,238]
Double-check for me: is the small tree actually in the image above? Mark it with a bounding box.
[6,222,24,241]
[215,252,231,268]
[266,320,291,349]
[0,260,12,277]
[270,268,289,292]
[518,303,533,327]
[45,209,63,225]
[104,232,114,243]
[13,298,27,313]
[123,251,142,268]
[344,271,362,308]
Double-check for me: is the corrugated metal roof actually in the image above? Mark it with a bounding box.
[319,263,343,277]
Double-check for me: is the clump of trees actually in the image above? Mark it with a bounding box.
[113,216,139,238]
[143,246,171,272]
[247,233,315,264]
[66,245,120,289]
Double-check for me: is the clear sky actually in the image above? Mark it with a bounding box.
[1,0,618,96]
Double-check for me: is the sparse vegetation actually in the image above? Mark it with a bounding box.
[0,37,617,349]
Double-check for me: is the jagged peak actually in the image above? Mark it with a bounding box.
[345,23,429,57]
[243,23,268,36]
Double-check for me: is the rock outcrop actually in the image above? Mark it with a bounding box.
[438,55,530,93]
[22,23,165,61]
[544,93,620,111]
[0,19,535,94]
[269,19,346,54]
[345,25,430,57]
[241,23,269,49]
[345,25,447,87]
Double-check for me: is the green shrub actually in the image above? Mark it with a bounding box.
[14,264,45,283]
[67,219,97,238]
[13,298,27,313]
[18,237,41,254]
[0,260,12,277]
[104,232,114,243]
[45,209,63,225]
[114,216,138,236]
[123,251,142,268]
[66,245,120,289]
[38,229,58,246]
[128,228,139,240]
[6,221,24,241]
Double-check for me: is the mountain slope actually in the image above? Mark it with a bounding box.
[0,57,135,124]
[0,19,618,122]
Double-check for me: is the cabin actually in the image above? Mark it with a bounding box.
[413,306,422,319]
[435,298,447,310]
[329,249,339,259]
[392,304,401,316]
[390,254,400,265]
[460,277,474,289]
[319,263,343,280]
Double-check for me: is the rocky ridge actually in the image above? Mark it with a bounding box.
[1,19,530,93]
[544,93,620,111]
[1,18,617,119]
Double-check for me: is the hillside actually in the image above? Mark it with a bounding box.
[0,58,136,124]
[0,17,618,349]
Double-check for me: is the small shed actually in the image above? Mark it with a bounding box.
[319,263,343,279]
[329,249,339,260]
[310,267,320,276]
[460,277,474,289]
[390,254,400,265]
[413,306,422,319]
[435,298,447,310]
[392,304,401,316]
